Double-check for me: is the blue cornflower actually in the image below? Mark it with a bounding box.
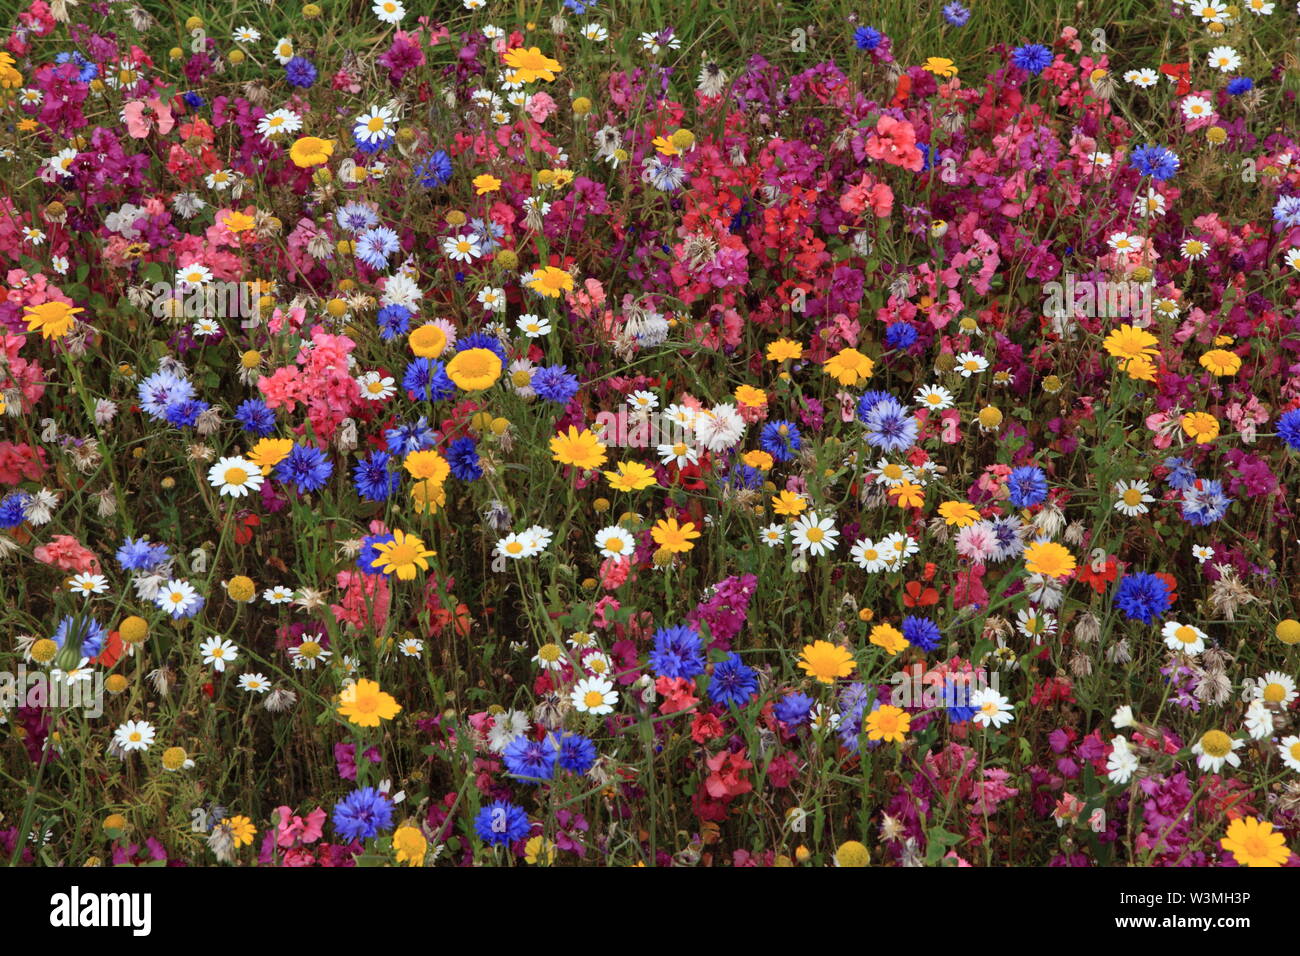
[0,492,28,530]
[774,692,815,729]
[164,399,208,429]
[1130,144,1180,181]
[385,417,435,455]
[837,682,873,753]
[723,464,764,491]
[474,800,530,846]
[854,26,882,51]
[55,51,98,82]
[116,536,170,571]
[989,515,1026,561]
[354,125,395,154]
[1114,572,1174,624]
[446,437,482,481]
[1278,409,1300,450]
[402,358,456,402]
[335,202,379,234]
[376,304,413,340]
[557,732,597,775]
[862,396,919,453]
[233,398,276,436]
[285,56,317,88]
[52,616,106,659]
[1226,76,1254,96]
[708,653,758,708]
[274,444,334,493]
[356,533,395,575]
[901,616,942,653]
[415,150,453,188]
[944,679,977,723]
[1006,465,1048,508]
[885,322,919,349]
[1011,43,1053,75]
[182,91,204,109]
[137,369,195,421]
[531,365,580,405]
[1181,479,1232,526]
[648,624,706,680]
[455,332,508,364]
[563,0,598,12]
[942,2,971,26]
[332,787,394,841]
[353,451,400,502]
[1273,196,1300,230]
[759,421,802,462]
[355,227,400,269]
[1162,456,1198,491]
[502,734,558,783]
[856,390,893,422]
[468,217,503,253]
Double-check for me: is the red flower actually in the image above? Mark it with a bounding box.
[704,748,754,799]
[903,580,939,607]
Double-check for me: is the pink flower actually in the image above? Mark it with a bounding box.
[275,805,326,848]
[122,97,175,138]
[524,91,558,123]
[33,534,100,574]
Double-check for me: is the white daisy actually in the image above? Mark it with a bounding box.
[68,573,109,596]
[353,105,397,145]
[263,586,294,604]
[790,512,839,557]
[257,108,303,139]
[1124,68,1159,88]
[113,719,156,753]
[571,676,618,715]
[913,385,954,411]
[1180,96,1214,121]
[594,525,635,559]
[1162,621,1207,656]
[1191,731,1242,773]
[207,456,265,498]
[1132,189,1166,218]
[199,635,239,672]
[759,523,786,547]
[357,371,396,401]
[1113,479,1155,516]
[372,0,405,23]
[954,351,988,377]
[1279,736,1300,773]
[1207,46,1241,72]
[155,579,199,617]
[238,673,271,693]
[398,638,424,658]
[627,390,659,413]
[656,439,699,469]
[850,537,888,573]
[232,26,262,43]
[970,687,1014,727]
[442,234,482,262]
[517,314,551,338]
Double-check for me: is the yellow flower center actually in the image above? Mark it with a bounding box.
[1201,730,1231,758]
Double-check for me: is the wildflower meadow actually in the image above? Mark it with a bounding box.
[3,0,1300,886]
